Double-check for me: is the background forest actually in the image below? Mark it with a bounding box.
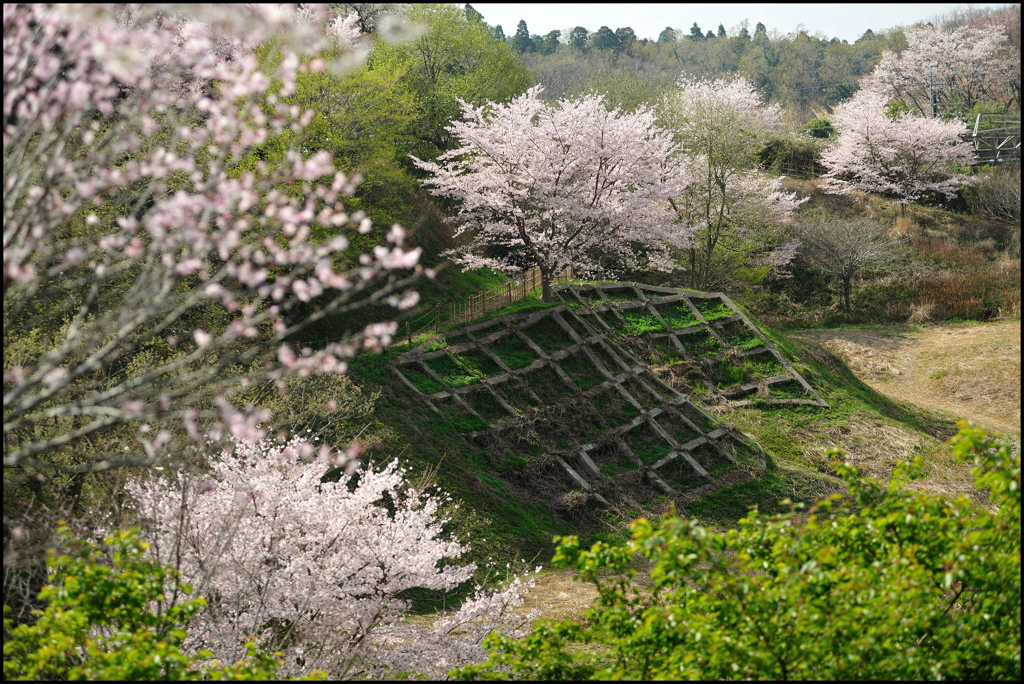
[3,2,1020,680]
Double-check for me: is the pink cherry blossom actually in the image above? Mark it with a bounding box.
[3,5,420,471]
[127,435,536,679]
[820,90,977,210]
[412,86,686,301]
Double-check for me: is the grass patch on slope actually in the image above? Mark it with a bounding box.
[344,280,972,574]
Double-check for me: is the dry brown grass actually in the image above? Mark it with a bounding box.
[797,323,1020,435]
[892,216,919,239]
[907,302,935,324]
[780,177,823,200]
[788,412,975,498]
[516,570,599,623]
[908,262,1020,321]
[794,322,1020,498]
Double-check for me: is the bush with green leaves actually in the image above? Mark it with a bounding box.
[453,423,1021,680]
[3,527,309,681]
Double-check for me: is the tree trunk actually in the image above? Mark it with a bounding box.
[540,271,553,302]
[843,276,853,312]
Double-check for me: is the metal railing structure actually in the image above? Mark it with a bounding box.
[401,264,576,343]
[969,113,1021,164]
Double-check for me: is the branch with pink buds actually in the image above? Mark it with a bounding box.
[3,5,421,472]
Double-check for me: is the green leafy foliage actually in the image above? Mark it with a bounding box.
[3,528,310,681]
[370,4,533,160]
[452,424,1021,681]
[717,321,765,351]
[524,317,573,354]
[559,353,606,391]
[621,423,672,465]
[618,310,665,335]
[490,335,536,370]
[713,359,748,387]
[692,297,734,321]
[426,353,485,388]
[658,303,700,330]
[400,365,445,394]
[678,329,722,359]
[743,351,787,378]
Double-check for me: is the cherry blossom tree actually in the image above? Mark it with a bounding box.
[861,23,1013,116]
[127,435,536,680]
[660,76,805,289]
[819,90,977,214]
[3,5,422,475]
[410,86,685,302]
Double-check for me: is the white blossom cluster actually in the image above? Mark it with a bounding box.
[127,435,535,679]
[820,90,978,206]
[411,86,687,289]
[861,23,1013,118]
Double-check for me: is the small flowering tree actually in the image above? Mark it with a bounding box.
[660,77,805,289]
[819,91,977,214]
[128,436,536,680]
[2,5,421,474]
[411,86,685,302]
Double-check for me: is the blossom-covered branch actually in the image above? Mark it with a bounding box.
[819,90,977,213]
[3,5,421,471]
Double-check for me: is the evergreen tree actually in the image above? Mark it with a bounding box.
[755,21,767,34]
[591,26,620,50]
[690,22,704,39]
[569,26,590,49]
[538,30,561,55]
[615,26,636,51]
[717,23,727,37]
[658,26,678,42]
[511,19,535,53]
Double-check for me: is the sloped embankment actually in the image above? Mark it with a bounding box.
[388,283,827,513]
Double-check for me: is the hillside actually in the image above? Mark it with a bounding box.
[348,280,972,563]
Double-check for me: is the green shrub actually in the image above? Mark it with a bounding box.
[453,424,1021,681]
[797,116,836,139]
[3,527,308,681]
[757,134,825,178]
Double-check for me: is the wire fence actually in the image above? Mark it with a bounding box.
[401,264,575,343]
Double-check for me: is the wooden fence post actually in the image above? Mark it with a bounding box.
[482,288,486,315]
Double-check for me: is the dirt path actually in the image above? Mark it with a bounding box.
[795,322,1020,435]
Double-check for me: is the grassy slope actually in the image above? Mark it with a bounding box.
[347,284,968,563]
[684,308,964,528]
